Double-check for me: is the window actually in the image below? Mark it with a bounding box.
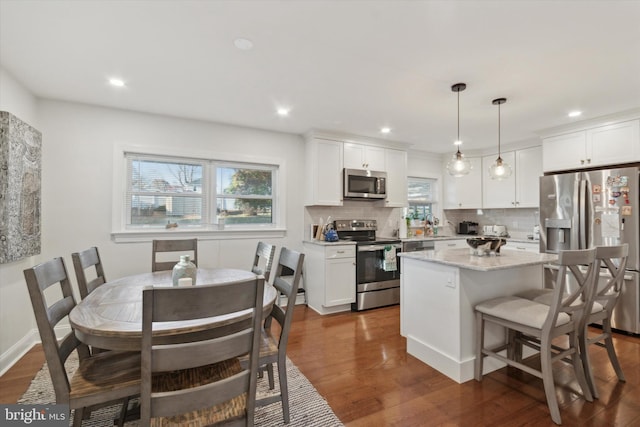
[405,177,437,221]
[124,153,277,230]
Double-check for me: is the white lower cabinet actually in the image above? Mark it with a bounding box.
[303,242,356,315]
[434,239,467,250]
[503,241,540,253]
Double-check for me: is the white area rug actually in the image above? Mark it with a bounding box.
[19,354,343,426]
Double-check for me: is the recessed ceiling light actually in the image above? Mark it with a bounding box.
[277,108,290,116]
[108,78,125,87]
[568,111,582,118]
[234,38,254,50]
[380,127,391,134]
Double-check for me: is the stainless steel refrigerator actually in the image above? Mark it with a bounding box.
[539,166,639,334]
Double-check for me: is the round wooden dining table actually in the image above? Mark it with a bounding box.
[69,268,277,351]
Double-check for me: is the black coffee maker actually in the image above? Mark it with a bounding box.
[458,221,478,235]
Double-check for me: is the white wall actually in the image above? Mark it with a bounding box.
[0,67,43,373]
[0,71,306,373]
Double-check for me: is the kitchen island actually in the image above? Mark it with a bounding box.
[399,248,557,383]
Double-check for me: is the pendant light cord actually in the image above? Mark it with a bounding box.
[497,101,501,158]
[456,89,461,154]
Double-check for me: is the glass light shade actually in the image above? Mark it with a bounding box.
[446,151,472,177]
[489,157,512,180]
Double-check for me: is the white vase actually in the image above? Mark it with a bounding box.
[172,255,197,286]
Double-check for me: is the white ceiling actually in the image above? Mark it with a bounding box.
[1,0,639,153]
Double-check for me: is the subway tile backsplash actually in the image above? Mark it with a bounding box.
[444,208,540,239]
[305,204,540,241]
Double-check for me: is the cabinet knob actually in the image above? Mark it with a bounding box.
[580,159,585,165]
[587,158,591,164]
[512,201,515,205]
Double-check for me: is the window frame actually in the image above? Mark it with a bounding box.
[111,144,286,243]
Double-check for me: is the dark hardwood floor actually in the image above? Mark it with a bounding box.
[2,304,639,426]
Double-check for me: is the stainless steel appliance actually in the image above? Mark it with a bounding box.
[343,168,387,200]
[334,219,401,311]
[539,166,639,334]
[403,240,435,252]
[458,221,478,235]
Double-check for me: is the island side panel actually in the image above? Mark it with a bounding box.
[458,264,544,382]
[401,257,463,381]
[401,256,544,383]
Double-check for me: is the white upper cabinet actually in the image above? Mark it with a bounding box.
[381,148,408,207]
[589,120,640,167]
[305,137,343,206]
[515,146,543,207]
[344,143,386,170]
[543,119,640,172]
[443,156,483,209]
[482,146,542,209]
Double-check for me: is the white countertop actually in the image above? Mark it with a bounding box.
[399,248,556,271]
[303,239,356,246]
[401,235,540,244]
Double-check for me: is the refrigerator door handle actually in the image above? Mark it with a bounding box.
[579,178,587,249]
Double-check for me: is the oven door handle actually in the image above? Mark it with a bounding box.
[358,244,402,252]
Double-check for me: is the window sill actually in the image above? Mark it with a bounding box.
[111,227,287,243]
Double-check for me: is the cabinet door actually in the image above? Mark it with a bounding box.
[325,257,356,306]
[382,148,407,207]
[542,131,587,172]
[343,143,385,170]
[503,241,539,253]
[588,119,640,167]
[305,138,343,206]
[443,157,482,209]
[434,239,467,250]
[365,146,386,170]
[343,143,365,169]
[482,151,516,208]
[515,146,542,208]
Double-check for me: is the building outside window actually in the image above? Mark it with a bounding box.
[405,177,437,222]
[125,153,276,229]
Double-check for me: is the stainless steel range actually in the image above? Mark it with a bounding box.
[334,219,402,311]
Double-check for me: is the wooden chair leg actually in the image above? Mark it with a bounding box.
[278,355,290,423]
[579,326,598,399]
[72,408,85,427]
[267,363,275,389]
[474,311,484,381]
[570,332,593,402]
[540,338,562,425]
[603,319,626,382]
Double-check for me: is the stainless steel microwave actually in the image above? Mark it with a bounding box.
[343,168,387,200]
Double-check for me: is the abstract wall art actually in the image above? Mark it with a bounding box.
[0,111,42,263]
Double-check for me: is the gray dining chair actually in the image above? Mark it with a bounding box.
[474,248,598,425]
[255,247,304,423]
[515,244,629,399]
[72,246,107,299]
[252,241,275,282]
[580,244,629,398]
[24,257,140,427]
[151,238,198,272]
[140,276,265,426]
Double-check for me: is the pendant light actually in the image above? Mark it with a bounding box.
[446,83,472,177]
[488,97,512,180]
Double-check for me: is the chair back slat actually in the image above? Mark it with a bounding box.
[252,241,275,281]
[544,248,597,331]
[595,244,629,311]
[152,239,198,272]
[266,248,304,345]
[72,247,107,299]
[152,329,254,372]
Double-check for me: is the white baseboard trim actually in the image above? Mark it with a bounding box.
[0,324,72,376]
